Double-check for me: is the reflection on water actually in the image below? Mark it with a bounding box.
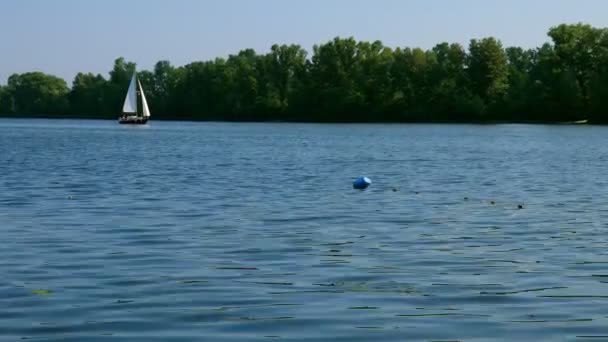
[1,119,608,341]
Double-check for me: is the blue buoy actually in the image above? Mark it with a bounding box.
[353,176,372,190]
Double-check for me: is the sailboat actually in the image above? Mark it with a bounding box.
[118,73,150,124]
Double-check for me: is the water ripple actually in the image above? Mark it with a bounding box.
[2,120,608,341]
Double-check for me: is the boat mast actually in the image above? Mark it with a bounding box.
[135,72,141,118]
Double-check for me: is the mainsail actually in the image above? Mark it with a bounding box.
[122,74,138,114]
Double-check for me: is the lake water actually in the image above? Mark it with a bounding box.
[2,119,608,341]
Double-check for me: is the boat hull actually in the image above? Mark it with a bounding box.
[118,116,148,124]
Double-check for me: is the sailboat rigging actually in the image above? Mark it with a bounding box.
[118,73,150,124]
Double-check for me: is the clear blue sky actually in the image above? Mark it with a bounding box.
[1,0,607,85]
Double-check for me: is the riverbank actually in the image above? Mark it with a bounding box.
[0,114,595,125]
[2,24,608,128]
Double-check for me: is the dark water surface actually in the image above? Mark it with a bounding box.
[2,119,608,341]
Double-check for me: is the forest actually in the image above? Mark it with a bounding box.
[1,23,608,123]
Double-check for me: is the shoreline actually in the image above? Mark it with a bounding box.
[0,115,594,126]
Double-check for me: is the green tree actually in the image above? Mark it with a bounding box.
[5,72,69,116]
[171,59,227,120]
[221,49,261,120]
[148,61,180,116]
[69,72,108,117]
[428,42,480,120]
[261,44,307,118]
[467,38,509,115]
[503,47,535,120]
[548,24,603,103]
[353,40,394,120]
[390,47,436,121]
[546,24,608,122]
[307,37,363,121]
[0,85,14,114]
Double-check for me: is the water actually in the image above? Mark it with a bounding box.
[2,119,608,341]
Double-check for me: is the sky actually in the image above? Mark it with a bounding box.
[1,0,607,85]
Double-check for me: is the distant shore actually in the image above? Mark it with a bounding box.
[2,23,608,125]
[0,114,593,125]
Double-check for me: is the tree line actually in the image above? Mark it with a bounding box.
[1,23,608,123]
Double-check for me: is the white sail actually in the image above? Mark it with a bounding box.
[122,73,138,113]
[138,80,151,117]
